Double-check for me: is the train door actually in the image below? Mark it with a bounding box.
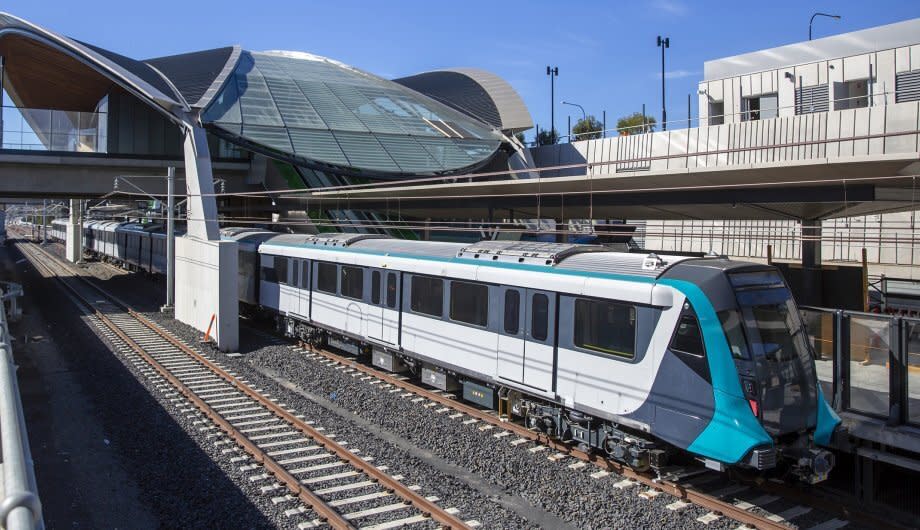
[497,288,555,391]
[382,272,400,344]
[285,259,299,315]
[523,290,555,392]
[298,259,310,319]
[367,270,385,342]
[497,287,526,383]
[367,270,400,344]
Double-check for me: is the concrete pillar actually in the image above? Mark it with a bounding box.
[65,199,82,263]
[801,219,823,306]
[174,121,238,351]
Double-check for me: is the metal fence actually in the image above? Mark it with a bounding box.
[0,281,42,529]
[801,306,920,428]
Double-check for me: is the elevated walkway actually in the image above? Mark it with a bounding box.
[0,151,251,198]
[302,101,920,221]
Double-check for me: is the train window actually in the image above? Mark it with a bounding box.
[574,299,635,358]
[718,310,750,359]
[274,256,289,285]
[301,264,309,289]
[317,263,337,294]
[260,261,277,283]
[386,273,397,308]
[669,306,705,357]
[532,294,549,341]
[504,290,520,335]
[371,271,381,305]
[410,275,443,317]
[291,260,300,288]
[449,281,489,327]
[341,266,364,300]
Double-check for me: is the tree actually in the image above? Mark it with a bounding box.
[537,128,559,146]
[616,112,656,135]
[572,116,604,141]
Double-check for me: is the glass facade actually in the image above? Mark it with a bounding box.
[203,51,502,175]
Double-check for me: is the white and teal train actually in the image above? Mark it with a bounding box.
[248,232,841,483]
[52,222,843,482]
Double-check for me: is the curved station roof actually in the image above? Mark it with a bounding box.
[0,12,526,178]
[200,50,504,175]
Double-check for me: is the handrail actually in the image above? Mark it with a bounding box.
[549,87,909,144]
[0,281,42,530]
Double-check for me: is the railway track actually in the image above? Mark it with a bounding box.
[18,231,900,530]
[283,343,895,530]
[15,239,476,530]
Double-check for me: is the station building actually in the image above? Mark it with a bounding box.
[644,18,920,282]
[0,11,536,349]
[0,11,534,226]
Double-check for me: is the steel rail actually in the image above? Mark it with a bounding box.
[16,238,472,530]
[302,342,899,530]
[122,307,471,530]
[14,241,356,529]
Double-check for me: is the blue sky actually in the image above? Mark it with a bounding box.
[3,0,919,142]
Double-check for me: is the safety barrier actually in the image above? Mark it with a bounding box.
[801,306,920,428]
[0,281,42,529]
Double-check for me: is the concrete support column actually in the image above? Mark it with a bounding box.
[801,218,823,306]
[174,121,238,351]
[65,199,82,263]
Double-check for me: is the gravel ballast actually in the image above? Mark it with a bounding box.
[40,240,776,529]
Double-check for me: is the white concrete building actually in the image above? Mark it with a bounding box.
[642,18,920,277]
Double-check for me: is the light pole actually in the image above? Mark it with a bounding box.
[657,36,670,131]
[809,12,841,40]
[561,101,585,140]
[546,66,559,142]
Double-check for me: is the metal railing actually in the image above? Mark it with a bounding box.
[544,88,908,144]
[801,306,920,429]
[1,106,107,153]
[0,281,42,529]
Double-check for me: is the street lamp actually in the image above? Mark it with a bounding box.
[657,36,670,131]
[809,12,841,40]
[561,101,585,140]
[546,66,559,141]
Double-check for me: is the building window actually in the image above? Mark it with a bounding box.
[531,294,549,341]
[708,101,724,126]
[410,275,443,317]
[741,93,778,121]
[574,298,636,358]
[341,266,364,300]
[274,256,289,285]
[449,281,489,327]
[371,271,381,305]
[317,262,337,294]
[504,290,520,335]
[834,79,869,110]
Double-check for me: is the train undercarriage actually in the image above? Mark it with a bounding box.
[281,313,675,474]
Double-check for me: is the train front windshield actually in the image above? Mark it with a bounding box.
[729,271,818,436]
